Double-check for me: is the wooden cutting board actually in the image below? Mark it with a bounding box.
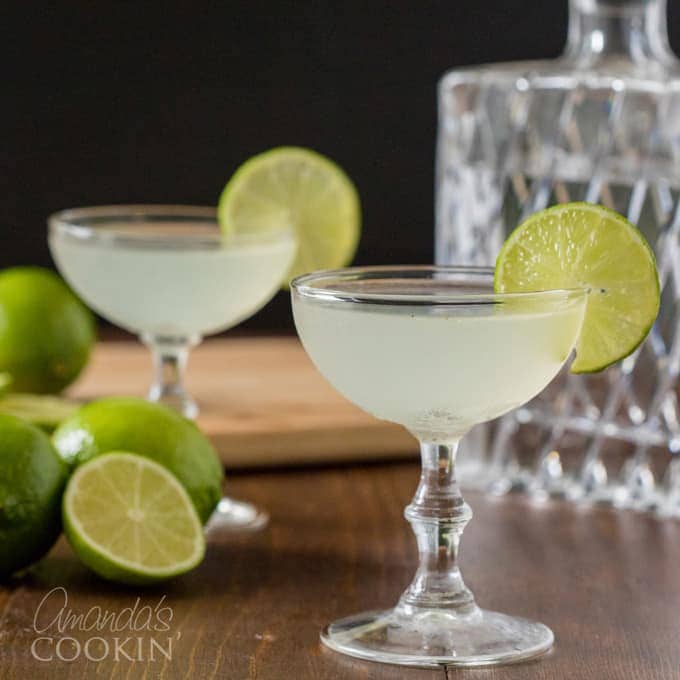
[69,337,418,468]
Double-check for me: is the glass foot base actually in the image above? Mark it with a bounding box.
[321,607,554,668]
[205,497,269,533]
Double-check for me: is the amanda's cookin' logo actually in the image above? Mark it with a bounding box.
[31,587,180,662]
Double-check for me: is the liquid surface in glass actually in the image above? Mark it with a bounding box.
[50,224,296,337]
[293,282,586,441]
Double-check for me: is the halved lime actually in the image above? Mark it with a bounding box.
[218,147,361,281]
[495,203,660,373]
[53,397,223,523]
[0,373,12,395]
[63,452,205,584]
[0,394,80,432]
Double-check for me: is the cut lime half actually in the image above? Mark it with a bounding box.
[218,147,361,282]
[0,373,12,395]
[0,393,80,432]
[63,452,205,585]
[495,202,660,373]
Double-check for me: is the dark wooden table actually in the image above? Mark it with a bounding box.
[1,461,679,679]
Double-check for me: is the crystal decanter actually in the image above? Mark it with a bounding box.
[435,0,680,512]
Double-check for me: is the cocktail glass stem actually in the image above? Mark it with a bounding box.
[398,440,476,614]
[142,332,270,533]
[321,433,554,666]
[143,334,200,420]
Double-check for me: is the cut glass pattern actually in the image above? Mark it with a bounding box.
[435,0,680,514]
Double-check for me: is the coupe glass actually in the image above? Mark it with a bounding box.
[291,266,587,668]
[49,205,296,531]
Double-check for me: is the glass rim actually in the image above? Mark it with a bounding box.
[291,265,588,305]
[48,204,294,249]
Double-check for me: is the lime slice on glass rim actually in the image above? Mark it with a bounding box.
[495,202,660,374]
[218,147,361,282]
[63,452,205,585]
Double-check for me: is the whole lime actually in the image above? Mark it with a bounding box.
[0,267,95,393]
[52,398,223,523]
[0,414,67,577]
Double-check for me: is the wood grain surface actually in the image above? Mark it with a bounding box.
[1,462,678,679]
[70,338,418,468]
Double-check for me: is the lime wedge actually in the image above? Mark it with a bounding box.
[0,393,80,432]
[218,147,361,281]
[0,373,12,395]
[63,452,205,584]
[495,202,660,374]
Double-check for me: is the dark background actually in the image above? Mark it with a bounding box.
[4,1,680,330]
